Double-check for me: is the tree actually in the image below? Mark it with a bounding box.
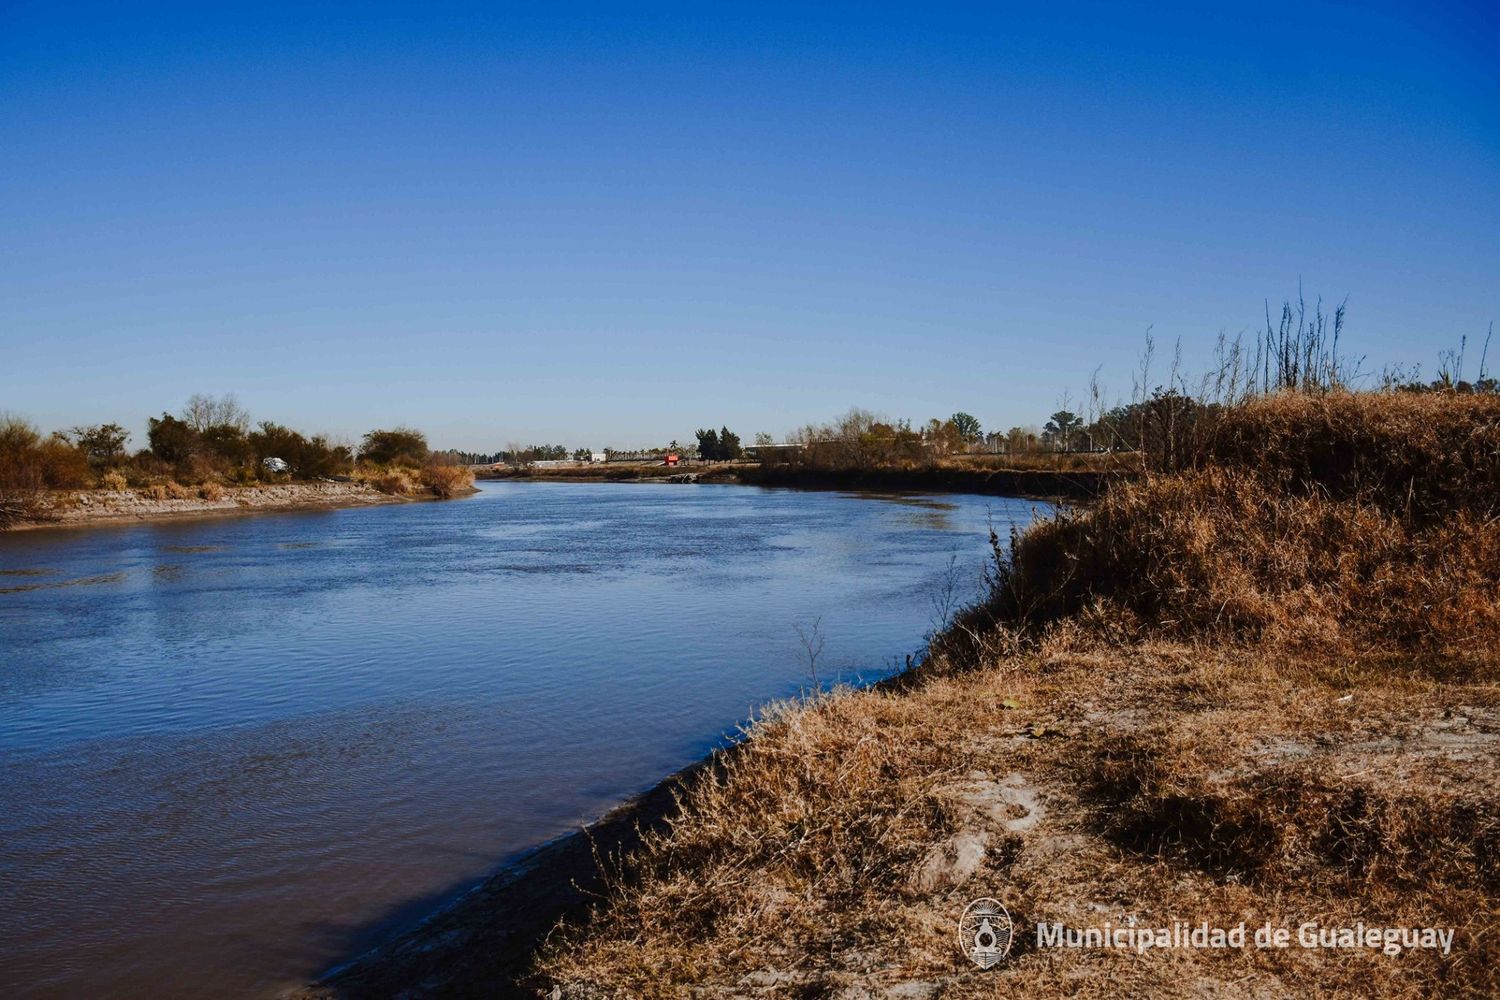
[1044,410,1084,451]
[950,412,982,443]
[719,426,742,460]
[754,432,775,447]
[181,393,249,433]
[693,427,743,461]
[1005,426,1039,454]
[250,422,352,478]
[694,428,720,460]
[360,427,429,466]
[201,423,253,465]
[147,413,199,464]
[69,423,130,467]
[922,418,963,457]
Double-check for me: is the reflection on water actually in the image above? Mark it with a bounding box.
[0,482,1048,998]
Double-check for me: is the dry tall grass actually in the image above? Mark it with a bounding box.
[419,459,476,497]
[534,389,1500,999]
[358,460,476,498]
[927,391,1500,662]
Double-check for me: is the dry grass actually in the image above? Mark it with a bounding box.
[533,390,1500,999]
[358,461,475,498]
[364,468,417,496]
[419,460,476,497]
[1197,391,1500,521]
[968,466,1500,655]
[942,451,1140,474]
[538,642,1500,998]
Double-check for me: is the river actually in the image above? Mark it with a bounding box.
[0,481,1048,997]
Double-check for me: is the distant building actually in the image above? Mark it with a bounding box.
[589,452,607,464]
[664,453,680,466]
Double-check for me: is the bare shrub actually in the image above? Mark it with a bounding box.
[181,393,249,433]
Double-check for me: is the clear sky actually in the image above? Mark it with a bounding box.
[2,2,1496,451]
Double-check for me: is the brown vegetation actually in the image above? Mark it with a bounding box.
[1,399,474,527]
[960,391,1500,658]
[532,388,1500,999]
[418,456,477,498]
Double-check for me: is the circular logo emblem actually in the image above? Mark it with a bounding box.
[957,897,1014,969]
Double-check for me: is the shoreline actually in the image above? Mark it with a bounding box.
[482,462,1117,502]
[290,669,931,998]
[287,754,725,1000]
[2,482,465,533]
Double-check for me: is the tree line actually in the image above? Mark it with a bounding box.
[0,394,468,524]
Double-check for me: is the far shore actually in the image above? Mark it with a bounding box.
[483,461,1116,501]
[3,481,469,533]
[6,462,1109,535]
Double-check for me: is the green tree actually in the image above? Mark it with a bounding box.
[719,426,742,460]
[950,412,982,443]
[360,427,429,466]
[695,428,720,460]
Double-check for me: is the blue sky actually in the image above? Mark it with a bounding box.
[2,2,1496,451]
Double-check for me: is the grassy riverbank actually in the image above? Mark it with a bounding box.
[737,463,1115,501]
[519,390,1498,999]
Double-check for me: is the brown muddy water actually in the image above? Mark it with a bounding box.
[0,482,1049,998]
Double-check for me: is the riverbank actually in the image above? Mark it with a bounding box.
[738,463,1115,501]
[288,757,718,1000]
[475,462,747,483]
[297,390,1500,998]
[3,481,441,531]
[480,461,1114,501]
